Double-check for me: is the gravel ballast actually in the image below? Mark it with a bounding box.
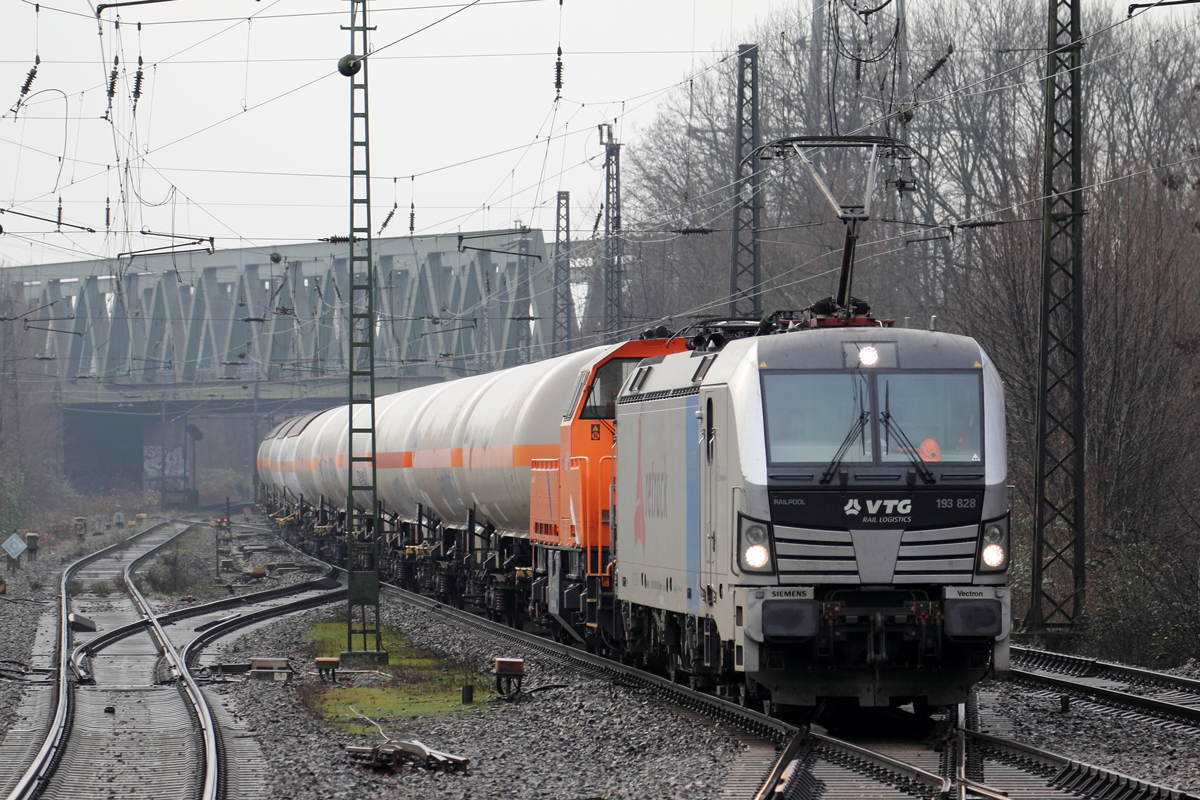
[0,551,57,744]
[140,525,324,615]
[206,599,745,800]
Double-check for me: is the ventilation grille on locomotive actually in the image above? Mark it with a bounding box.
[773,524,977,585]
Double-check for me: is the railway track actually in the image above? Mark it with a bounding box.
[275,526,1200,800]
[2,520,211,800]
[806,697,1200,800]
[1011,644,1200,729]
[1,519,346,800]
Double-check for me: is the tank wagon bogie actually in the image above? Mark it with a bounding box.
[259,316,1010,713]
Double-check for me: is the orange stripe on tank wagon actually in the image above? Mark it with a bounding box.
[370,444,559,469]
[376,451,412,469]
[335,454,374,467]
[464,445,512,468]
[513,444,559,465]
[413,448,453,468]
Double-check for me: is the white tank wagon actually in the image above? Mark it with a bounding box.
[259,344,611,535]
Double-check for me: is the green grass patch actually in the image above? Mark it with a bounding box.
[303,619,494,732]
[306,620,429,667]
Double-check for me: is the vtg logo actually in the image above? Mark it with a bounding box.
[844,498,912,516]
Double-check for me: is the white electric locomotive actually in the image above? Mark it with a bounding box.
[614,318,1009,710]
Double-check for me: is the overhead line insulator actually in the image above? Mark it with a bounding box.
[107,56,119,100]
[20,58,39,98]
[913,45,954,95]
[554,46,563,99]
[378,203,396,234]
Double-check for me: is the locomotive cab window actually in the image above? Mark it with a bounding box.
[563,372,588,419]
[762,370,984,465]
[880,372,983,464]
[763,372,873,464]
[580,358,640,419]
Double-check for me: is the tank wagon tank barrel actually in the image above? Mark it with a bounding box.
[259,305,1010,713]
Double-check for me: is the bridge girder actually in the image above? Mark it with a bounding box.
[6,230,552,405]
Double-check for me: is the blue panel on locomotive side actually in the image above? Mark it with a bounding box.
[686,393,699,618]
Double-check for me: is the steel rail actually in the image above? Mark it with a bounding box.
[179,587,347,671]
[965,729,1200,800]
[5,520,183,800]
[392,570,978,800]
[1013,644,1200,695]
[751,733,804,800]
[812,731,953,797]
[119,523,220,800]
[1010,667,1200,726]
[953,708,1008,800]
[71,578,339,681]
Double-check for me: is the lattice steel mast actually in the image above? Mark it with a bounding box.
[340,0,384,660]
[729,43,762,319]
[1028,0,1086,632]
[515,230,532,364]
[601,125,622,342]
[552,191,573,354]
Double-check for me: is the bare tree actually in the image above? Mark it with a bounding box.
[621,0,1200,663]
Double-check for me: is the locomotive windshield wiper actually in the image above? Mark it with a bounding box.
[882,382,936,484]
[820,380,871,485]
[819,410,870,484]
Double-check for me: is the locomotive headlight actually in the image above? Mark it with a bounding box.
[744,544,770,569]
[977,514,1010,571]
[858,345,880,367]
[738,515,775,573]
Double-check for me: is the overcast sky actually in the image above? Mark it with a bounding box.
[0,0,802,269]
[0,0,1174,271]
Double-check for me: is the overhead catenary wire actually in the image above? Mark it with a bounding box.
[0,5,1190,371]
[4,0,827,253]
[2,0,1190,277]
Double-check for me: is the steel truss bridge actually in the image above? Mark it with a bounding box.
[4,229,573,409]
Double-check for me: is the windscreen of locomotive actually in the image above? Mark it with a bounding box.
[762,372,873,463]
[579,358,642,419]
[880,373,983,463]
